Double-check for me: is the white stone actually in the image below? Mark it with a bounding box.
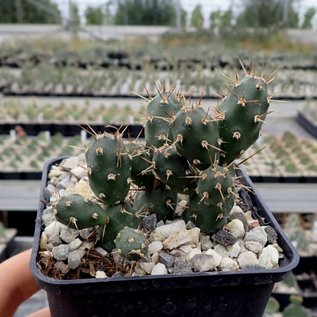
[163,228,200,250]
[200,234,213,251]
[227,240,242,258]
[70,179,92,199]
[140,262,156,274]
[186,248,202,262]
[60,156,79,170]
[52,244,70,261]
[134,264,146,275]
[237,251,258,269]
[48,168,64,178]
[151,263,168,275]
[95,271,107,279]
[151,220,186,241]
[71,166,87,179]
[219,257,239,271]
[151,252,159,263]
[58,176,73,189]
[42,207,56,226]
[40,232,48,250]
[46,183,57,195]
[170,249,186,257]
[44,221,61,238]
[68,250,83,269]
[58,189,68,197]
[244,241,263,254]
[147,241,163,254]
[258,245,279,269]
[244,210,253,222]
[214,244,229,257]
[179,243,196,254]
[204,249,222,267]
[230,205,244,214]
[95,247,108,257]
[54,261,69,274]
[244,227,268,247]
[224,219,245,239]
[190,254,217,272]
[68,238,82,251]
[60,226,79,243]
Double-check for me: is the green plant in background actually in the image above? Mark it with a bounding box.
[264,297,280,316]
[54,68,275,260]
[283,295,311,317]
[264,295,312,317]
[283,214,310,254]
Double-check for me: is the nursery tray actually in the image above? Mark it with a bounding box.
[297,112,317,138]
[0,123,144,138]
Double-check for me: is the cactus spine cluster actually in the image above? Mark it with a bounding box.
[54,68,274,261]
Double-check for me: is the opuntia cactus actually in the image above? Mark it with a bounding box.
[85,132,130,206]
[53,68,274,262]
[217,74,271,165]
[114,226,148,260]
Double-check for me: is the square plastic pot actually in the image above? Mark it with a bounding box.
[30,158,299,317]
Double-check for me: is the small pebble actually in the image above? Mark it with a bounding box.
[141,214,157,231]
[244,227,267,247]
[224,219,245,239]
[200,235,213,251]
[219,257,239,271]
[265,226,278,244]
[204,249,222,267]
[214,244,229,257]
[151,263,168,275]
[186,248,201,262]
[42,207,56,226]
[159,252,175,268]
[179,244,196,254]
[69,238,82,251]
[140,262,156,274]
[237,251,258,269]
[151,220,186,241]
[190,254,218,272]
[54,261,69,274]
[95,271,107,279]
[60,156,79,170]
[227,240,242,258]
[173,258,192,274]
[52,244,69,261]
[163,228,200,250]
[68,250,84,269]
[258,245,279,269]
[212,229,237,246]
[44,221,61,238]
[244,241,264,254]
[148,241,163,255]
[60,226,79,243]
[229,211,248,232]
[95,247,108,257]
[71,166,87,179]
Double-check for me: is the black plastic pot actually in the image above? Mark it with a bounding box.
[30,158,299,317]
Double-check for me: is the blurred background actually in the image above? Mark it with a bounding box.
[0,0,316,316]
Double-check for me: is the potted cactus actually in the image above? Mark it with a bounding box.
[30,69,298,317]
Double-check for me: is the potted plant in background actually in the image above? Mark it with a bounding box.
[30,67,299,317]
